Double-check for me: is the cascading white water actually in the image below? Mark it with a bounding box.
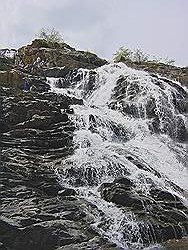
[48,63,188,250]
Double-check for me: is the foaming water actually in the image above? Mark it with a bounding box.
[48,63,188,249]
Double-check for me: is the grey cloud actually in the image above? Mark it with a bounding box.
[0,0,187,66]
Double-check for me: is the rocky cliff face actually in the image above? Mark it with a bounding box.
[0,39,107,91]
[124,60,188,88]
[0,40,115,250]
[0,40,188,250]
[0,82,114,250]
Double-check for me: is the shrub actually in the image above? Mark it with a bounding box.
[37,27,63,43]
[113,47,175,66]
[163,57,175,66]
[132,49,149,63]
[113,47,132,63]
[113,47,149,63]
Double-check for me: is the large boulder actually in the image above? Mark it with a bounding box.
[15,39,107,77]
[99,177,188,245]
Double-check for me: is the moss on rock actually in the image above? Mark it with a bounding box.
[15,39,107,76]
[0,70,23,89]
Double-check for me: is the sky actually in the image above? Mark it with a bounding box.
[0,0,187,66]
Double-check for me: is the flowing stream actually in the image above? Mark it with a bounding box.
[48,63,188,249]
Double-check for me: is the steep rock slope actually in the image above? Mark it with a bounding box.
[0,40,188,250]
[0,41,115,250]
[0,87,116,250]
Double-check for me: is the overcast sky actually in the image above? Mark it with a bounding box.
[0,0,187,66]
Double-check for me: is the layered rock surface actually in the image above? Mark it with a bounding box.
[119,59,188,87]
[0,43,116,250]
[0,40,188,250]
[0,39,107,91]
[100,177,188,244]
[0,87,116,250]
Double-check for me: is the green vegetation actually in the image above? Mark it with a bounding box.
[113,46,175,66]
[113,47,132,63]
[37,27,63,43]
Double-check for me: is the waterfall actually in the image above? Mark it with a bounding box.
[48,62,188,249]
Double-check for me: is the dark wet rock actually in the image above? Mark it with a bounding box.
[44,67,69,78]
[113,177,133,187]
[88,114,97,132]
[0,153,96,250]
[51,69,83,89]
[145,97,157,118]
[100,177,143,209]
[0,91,76,135]
[0,85,114,250]
[0,217,94,250]
[58,188,76,197]
[154,190,181,201]
[0,120,9,133]
[37,92,83,109]
[89,114,96,123]
[28,77,50,92]
[0,39,187,250]
[83,70,98,96]
[126,156,162,178]
[99,178,188,245]
[56,236,118,250]
[15,112,68,130]
[50,69,98,97]
[109,74,187,141]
